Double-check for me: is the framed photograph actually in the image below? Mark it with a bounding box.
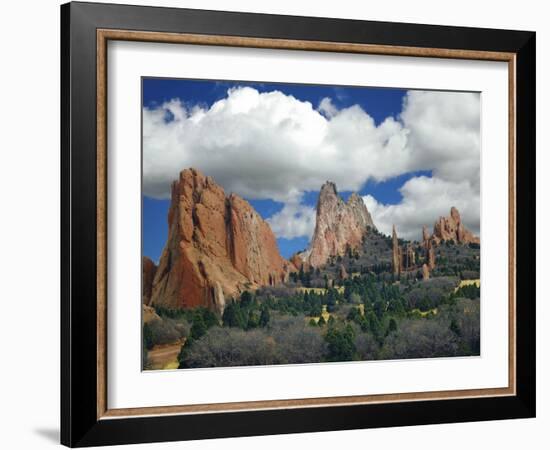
[61,1,536,447]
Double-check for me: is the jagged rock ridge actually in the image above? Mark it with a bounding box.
[391,207,480,277]
[432,207,480,245]
[293,181,375,268]
[147,168,292,313]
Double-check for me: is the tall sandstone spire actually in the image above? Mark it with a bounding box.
[148,168,292,313]
[422,225,436,270]
[392,225,400,276]
[294,182,375,268]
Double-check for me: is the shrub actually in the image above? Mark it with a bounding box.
[259,306,270,327]
[142,345,150,370]
[354,331,378,360]
[402,277,458,309]
[222,302,247,329]
[246,310,260,329]
[452,284,480,300]
[189,315,207,341]
[438,299,480,355]
[461,270,480,280]
[325,324,356,361]
[179,328,278,368]
[143,323,154,350]
[379,319,458,360]
[271,318,326,364]
[145,317,186,347]
[386,318,398,335]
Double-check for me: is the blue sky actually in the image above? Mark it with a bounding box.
[142,78,406,125]
[142,78,480,261]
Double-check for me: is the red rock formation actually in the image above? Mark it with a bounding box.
[150,168,292,313]
[392,225,400,275]
[422,225,431,243]
[422,263,430,280]
[432,207,480,245]
[290,254,306,271]
[392,227,422,275]
[339,264,349,280]
[227,193,291,286]
[428,246,436,270]
[390,208,477,279]
[421,227,437,270]
[142,256,157,305]
[405,244,416,269]
[293,182,375,268]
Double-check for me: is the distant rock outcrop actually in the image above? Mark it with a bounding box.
[392,225,417,275]
[142,256,157,305]
[391,207,479,277]
[292,182,375,268]
[148,168,293,313]
[432,207,480,245]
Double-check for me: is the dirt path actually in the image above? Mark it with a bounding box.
[148,339,184,370]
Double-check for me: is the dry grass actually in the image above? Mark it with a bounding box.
[455,279,481,292]
[296,287,327,294]
[296,286,344,295]
[411,308,438,317]
[162,361,180,370]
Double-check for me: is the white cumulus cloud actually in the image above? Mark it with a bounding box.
[363,176,480,241]
[143,86,480,241]
[400,90,480,190]
[143,86,412,202]
[318,97,338,118]
[266,200,316,240]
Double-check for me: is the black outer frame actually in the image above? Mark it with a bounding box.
[60,1,536,447]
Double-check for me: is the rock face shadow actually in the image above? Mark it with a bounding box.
[34,428,59,444]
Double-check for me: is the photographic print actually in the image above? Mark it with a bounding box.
[141,78,481,371]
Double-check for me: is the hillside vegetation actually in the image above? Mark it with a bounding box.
[143,242,480,369]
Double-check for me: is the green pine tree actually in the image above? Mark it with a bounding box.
[190,315,207,341]
[259,306,270,328]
